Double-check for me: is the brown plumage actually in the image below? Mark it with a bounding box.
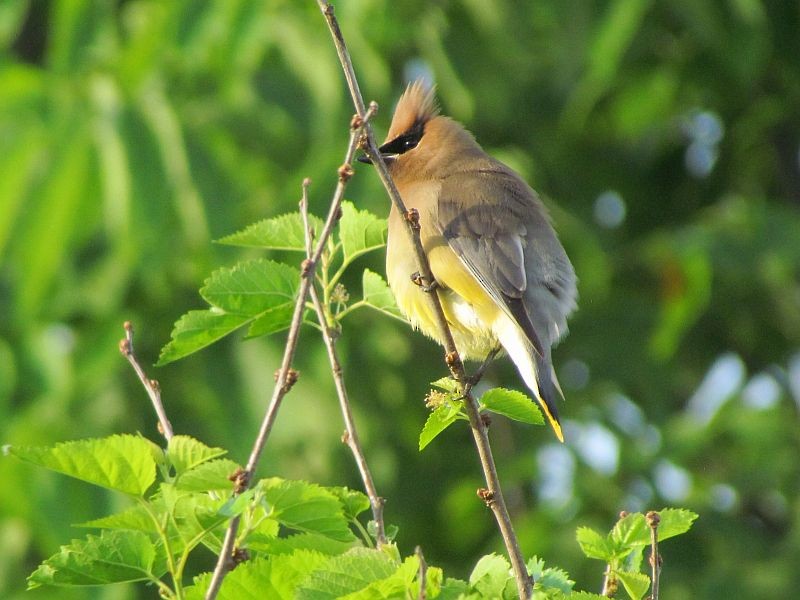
[373,80,577,441]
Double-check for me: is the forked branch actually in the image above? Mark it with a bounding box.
[315,2,532,598]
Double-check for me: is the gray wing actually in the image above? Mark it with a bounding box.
[437,167,577,356]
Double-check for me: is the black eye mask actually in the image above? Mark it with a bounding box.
[378,119,425,156]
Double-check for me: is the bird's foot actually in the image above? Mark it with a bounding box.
[410,271,439,293]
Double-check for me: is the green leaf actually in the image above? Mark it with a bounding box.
[247,532,356,557]
[616,570,650,600]
[78,505,156,533]
[576,526,616,561]
[27,530,164,588]
[167,435,227,476]
[469,554,512,597]
[419,405,461,451]
[260,478,356,542]
[430,377,460,393]
[480,388,544,425]
[329,487,371,520]
[655,508,699,541]
[360,269,404,320]
[6,434,157,496]
[611,513,649,547]
[201,259,299,316]
[175,458,241,492]
[341,554,423,599]
[188,551,331,600]
[339,202,387,264]
[158,258,301,364]
[539,566,574,594]
[216,211,323,251]
[296,547,397,599]
[158,310,251,365]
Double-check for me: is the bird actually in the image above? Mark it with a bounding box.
[362,80,577,441]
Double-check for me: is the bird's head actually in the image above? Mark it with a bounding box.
[359,80,478,182]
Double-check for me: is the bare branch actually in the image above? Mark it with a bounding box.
[204,108,373,600]
[119,321,174,442]
[299,181,387,547]
[647,510,661,600]
[416,546,428,600]
[316,2,532,597]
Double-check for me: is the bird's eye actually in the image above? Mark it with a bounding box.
[378,120,425,156]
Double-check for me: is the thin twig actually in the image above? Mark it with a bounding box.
[316,3,532,598]
[119,321,174,442]
[415,546,428,600]
[647,510,661,600]
[204,109,375,600]
[601,563,617,597]
[299,175,387,546]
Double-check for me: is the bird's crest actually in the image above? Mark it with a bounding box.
[387,79,439,141]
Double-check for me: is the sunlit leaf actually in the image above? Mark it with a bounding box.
[419,405,460,451]
[479,388,544,425]
[6,435,157,496]
[616,570,650,600]
[167,435,226,476]
[295,547,397,600]
[361,269,403,320]
[339,201,387,264]
[260,478,355,542]
[216,212,323,251]
[27,530,164,588]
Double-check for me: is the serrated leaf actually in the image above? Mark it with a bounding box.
[158,259,301,364]
[469,554,511,595]
[419,405,461,451]
[480,388,544,425]
[341,555,422,599]
[175,458,241,492]
[655,508,698,541]
[200,259,299,316]
[611,513,649,547]
[260,478,355,542]
[360,269,404,320]
[167,435,226,476]
[78,505,156,533]
[216,212,323,251]
[7,434,156,496]
[247,532,356,557]
[576,526,616,561]
[188,550,331,600]
[329,487,371,521]
[539,566,575,593]
[430,377,460,393]
[339,202,387,264]
[295,547,397,600]
[158,309,250,365]
[27,530,163,588]
[616,570,650,600]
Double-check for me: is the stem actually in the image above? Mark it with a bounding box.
[316,2,532,597]
[203,98,376,600]
[119,322,174,441]
[647,511,661,600]
[300,179,387,547]
[416,546,428,600]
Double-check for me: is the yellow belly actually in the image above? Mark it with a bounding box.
[386,204,501,361]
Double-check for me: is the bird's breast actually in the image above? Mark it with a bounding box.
[386,182,501,360]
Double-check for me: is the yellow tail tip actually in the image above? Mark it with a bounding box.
[537,397,565,443]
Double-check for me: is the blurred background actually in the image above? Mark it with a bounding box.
[1,1,799,598]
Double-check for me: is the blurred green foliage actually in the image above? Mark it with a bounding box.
[1,1,798,598]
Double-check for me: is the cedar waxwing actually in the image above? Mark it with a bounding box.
[364,81,577,441]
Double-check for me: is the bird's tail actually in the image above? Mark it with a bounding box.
[495,318,565,442]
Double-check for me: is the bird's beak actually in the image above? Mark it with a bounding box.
[357,142,398,165]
